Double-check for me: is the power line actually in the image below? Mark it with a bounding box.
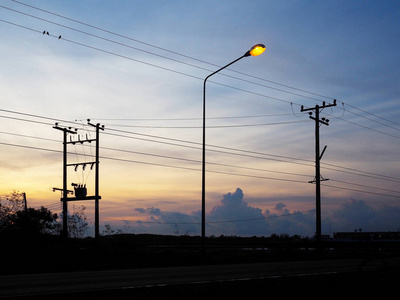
[4,124,394,186]
[98,120,309,129]
[1,139,399,199]
[332,116,400,140]
[10,2,398,129]
[322,183,400,199]
[89,113,294,122]
[8,0,336,102]
[329,179,400,195]
[0,141,62,154]
[1,108,399,184]
[0,8,315,106]
[0,140,309,184]
[0,108,79,127]
[103,126,315,164]
[2,3,399,133]
[3,127,399,189]
[341,106,400,132]
[322,162,400,183]
[344,102,400,127]
[0,110,317,168]
[0,131,58,142]
[2,10,399,135]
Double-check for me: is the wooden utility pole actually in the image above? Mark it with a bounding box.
[301,100,336,242]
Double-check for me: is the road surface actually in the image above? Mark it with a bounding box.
[1,257,398,298]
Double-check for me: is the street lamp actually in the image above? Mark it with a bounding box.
[201,44,266,249]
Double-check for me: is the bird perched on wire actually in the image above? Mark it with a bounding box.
[58,35,61,39]
[42,30,45,35]
[46,31,49,35]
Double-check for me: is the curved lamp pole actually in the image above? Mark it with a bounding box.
[201,44,266,250]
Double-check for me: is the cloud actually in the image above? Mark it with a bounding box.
[105,189,400,238]
[207,188,266,236]
[264,208,314,237]
[326,199,400,233]
[131,188,315,237]
[274,202,287,212]
[135,207,162,217]
[209,188,263,222]
[134,206,199,235]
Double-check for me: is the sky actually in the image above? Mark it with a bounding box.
[0,0,399,237]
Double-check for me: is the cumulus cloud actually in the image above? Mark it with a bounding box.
[125,189,400,237]
[132,188,314,236]
[207,188,266,236]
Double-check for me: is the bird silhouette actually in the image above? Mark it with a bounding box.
[42,30,45,35]
[46,31,49,35]
[58,35,61,39]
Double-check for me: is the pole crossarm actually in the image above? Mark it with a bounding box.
[308,175,329,184]
[53,124,77,135]
[67,138,96,144]
[64,195,102,201]
[301,100,337,112]
[67,162,96,167]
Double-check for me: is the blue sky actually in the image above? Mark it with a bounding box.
[0,0,399,237]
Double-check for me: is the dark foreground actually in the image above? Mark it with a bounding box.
[2,270,398,299]
[62,271,400,299]
[1,234,399,299]
[2,258,399,299]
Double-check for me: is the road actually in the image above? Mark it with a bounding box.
[1,257,399,299]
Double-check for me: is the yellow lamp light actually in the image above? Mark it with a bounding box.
[250,44,266,56]
[245,44,266,57]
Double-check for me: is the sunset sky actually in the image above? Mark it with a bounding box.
[1,0,399,237]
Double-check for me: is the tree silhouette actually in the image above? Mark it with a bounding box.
[9,207,58,235]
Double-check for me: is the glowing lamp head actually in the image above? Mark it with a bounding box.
[244,44,266,57]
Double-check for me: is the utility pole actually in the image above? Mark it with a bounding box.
[53,121,104,239]
[53,124,77,238]
[87,120,104,239]
[22,192,27,215]
[301,100,336,242]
